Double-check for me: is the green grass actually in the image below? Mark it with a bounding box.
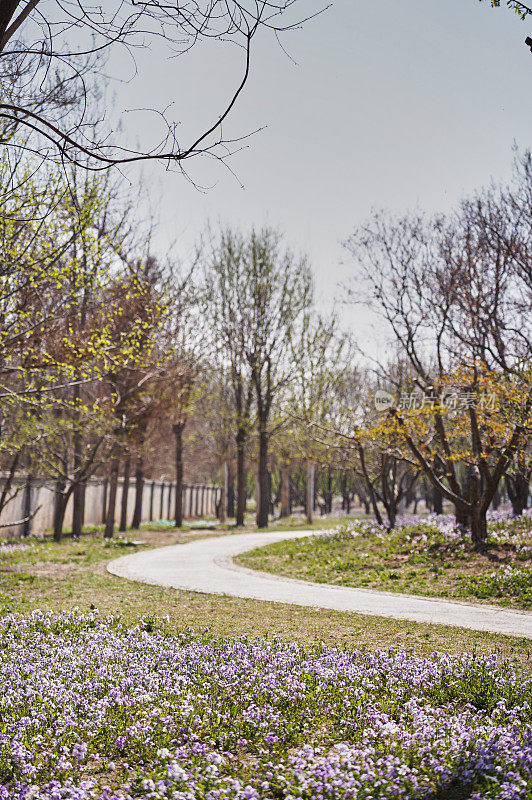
[466,566,532,605]
[237,515,532,610]
[0,527,531,671]
[261,514,362,531]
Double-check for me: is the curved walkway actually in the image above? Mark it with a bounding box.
[107,530,532,638]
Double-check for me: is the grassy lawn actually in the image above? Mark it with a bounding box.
[0,525,532,672]
[47,513,360,537]
[237,512,532,610]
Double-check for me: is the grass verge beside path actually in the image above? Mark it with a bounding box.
[238,512,532,610]
[0,527,531,671]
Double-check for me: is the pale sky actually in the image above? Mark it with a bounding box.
[110,0,532,339]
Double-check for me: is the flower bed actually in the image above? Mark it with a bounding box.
[0,612,531,799]
[320,508,532,545]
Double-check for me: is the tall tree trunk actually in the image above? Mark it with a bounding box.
[227,460,235,518]
[454,471,472,529]
[72,422,83,537]
[131,456,144,529]
[227,480,235,519]
[104,456,119,539]
[341,473,347,512]
[306,460,315,525]
[236,428,247,526]
[356,451,383,527]
[288,471,293,515]
[280,463,291,518]
[0,2,23,46]
[256,424,270,529]
[119,454,131,532]
[491,482,501,510]
[219,461,228,523]
[173,423,185,527]
[326,471,333,513]
[72,483,85,537]
[423,480,432,512]
[432,486,443,515]
[21,473,33,537]
[52,411,68,542]
[384,502,396,530]
[53,479,67,543]
[454,505,468,527]
[505,473,529,516]
[470,510,488,544]
[468,466,487,545]
[53,496,68,543]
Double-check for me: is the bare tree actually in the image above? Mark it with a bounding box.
[204,229,254,526]
[287,310,350,524]
[344,207,532,542]
[213,228,312,528]
[0,1,324,172]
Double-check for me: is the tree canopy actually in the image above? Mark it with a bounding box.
[0,1,322,174]
[483,0,531,18]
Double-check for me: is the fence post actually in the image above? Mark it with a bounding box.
[101,479,108,524]
[167,483,172,520]
[81,483,86,529]
[159,483,164,520]
[149,481,154,522]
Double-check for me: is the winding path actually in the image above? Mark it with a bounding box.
[107,530,532,638]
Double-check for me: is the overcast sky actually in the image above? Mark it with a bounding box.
[112,0,532,340]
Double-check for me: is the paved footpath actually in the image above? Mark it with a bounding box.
[107,530,532,638]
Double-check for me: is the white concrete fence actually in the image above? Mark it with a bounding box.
[0,477,221,537]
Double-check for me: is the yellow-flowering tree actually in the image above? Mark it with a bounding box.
[371,364,532,542]
[344,179,532,538]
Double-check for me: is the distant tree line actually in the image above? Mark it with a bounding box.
[0,129,530,543]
